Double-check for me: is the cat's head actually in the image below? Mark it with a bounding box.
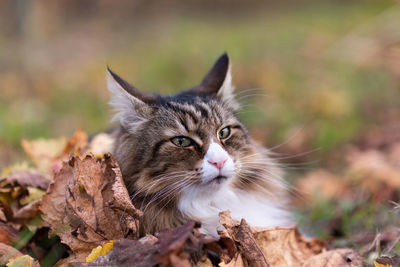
[108,54,281,210]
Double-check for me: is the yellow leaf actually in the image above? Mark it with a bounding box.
[88,133,114,156]
[6,255,39,267]
[19,187,46,205]
[1,162,30,177]
[21,137,67,173]
[373,261,391,267]
[86,240,115,262]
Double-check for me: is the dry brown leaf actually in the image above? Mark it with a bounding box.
[253,226,325,266]
[294,169,350,203]
[3,170,51,190]
[0,207,6,222]
[219,211,361,267]
[220,212,365,267]
[21,137,67,173]
[302,248,364,266]
[0,169,49,226]
[0,222,18,244]
[346,149,400,201]
[219,254,245,267]
[12,200,41,220]
[88,221,202,266]
[0,243,23,266]
[1,162,30,177]
[40,153,142,262]
[88,133,114,156]
[62,128,88,158]
[219,214,268,267]
[21,129,90,174]
[374,255,400,267]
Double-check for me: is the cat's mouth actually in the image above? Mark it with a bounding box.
[211,175,228,184]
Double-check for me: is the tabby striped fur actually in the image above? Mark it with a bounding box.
[108,54,292,237]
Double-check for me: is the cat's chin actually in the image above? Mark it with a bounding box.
[200,174,232,192]
[209,175,228,184]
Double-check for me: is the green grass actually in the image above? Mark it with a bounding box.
[1,1,397,152]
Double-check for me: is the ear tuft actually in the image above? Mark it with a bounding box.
[107,67,153,131]
[196,53,238,109]
[199,53,230,94]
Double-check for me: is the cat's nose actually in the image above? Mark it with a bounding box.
[208,158,227,170]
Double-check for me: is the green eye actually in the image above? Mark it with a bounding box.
[218,127,231,140]
[171,136,192,147]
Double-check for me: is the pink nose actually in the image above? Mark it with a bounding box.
[208,159,227,170]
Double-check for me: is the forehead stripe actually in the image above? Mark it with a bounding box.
[168,102,200,125]
[181,107,199,124]
[193,102,210,118]
[178,117,190,132]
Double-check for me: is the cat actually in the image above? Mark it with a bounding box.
[107,53,292,237]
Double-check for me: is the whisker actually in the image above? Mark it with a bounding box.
[151,180,195,219]
[141,175,196,212]
[267,126,306,152]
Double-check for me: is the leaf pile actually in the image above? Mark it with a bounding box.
[0,128,393,266]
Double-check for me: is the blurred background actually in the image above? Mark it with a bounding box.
[1,0,400,260]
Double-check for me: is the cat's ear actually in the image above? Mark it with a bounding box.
[197,53,238,109]
[107,67,156,131]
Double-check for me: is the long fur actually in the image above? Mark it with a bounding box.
[108,54,293,237]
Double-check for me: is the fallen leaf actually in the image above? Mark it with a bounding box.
[6,255,40,267]
[87,221,202,267]
[21,129,90,174]
[347,149,400,201]
[88,133,114,156]
[219,214,268,267]
[0,169,49,227]
[0,243,23,265]
[219,254,245,267]
[0,207,6,221]
[86,240,115,262]
[294,169,350,203]
[3,170,51,190]
[0,162,30,177]
[21,137,67,173]
[374,255,400,267]
[12,200,41,220]
[219,211,347,267]
[62,127,88,158]
[40,153,142,262]
[0,222,18,244]
[19,187,45,206]
[302,248,364,266]
[197,256,214,267]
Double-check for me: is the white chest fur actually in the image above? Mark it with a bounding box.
[178,183,292,237]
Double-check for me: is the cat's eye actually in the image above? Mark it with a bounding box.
[171,136,193,147]
[218,127,231,140]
